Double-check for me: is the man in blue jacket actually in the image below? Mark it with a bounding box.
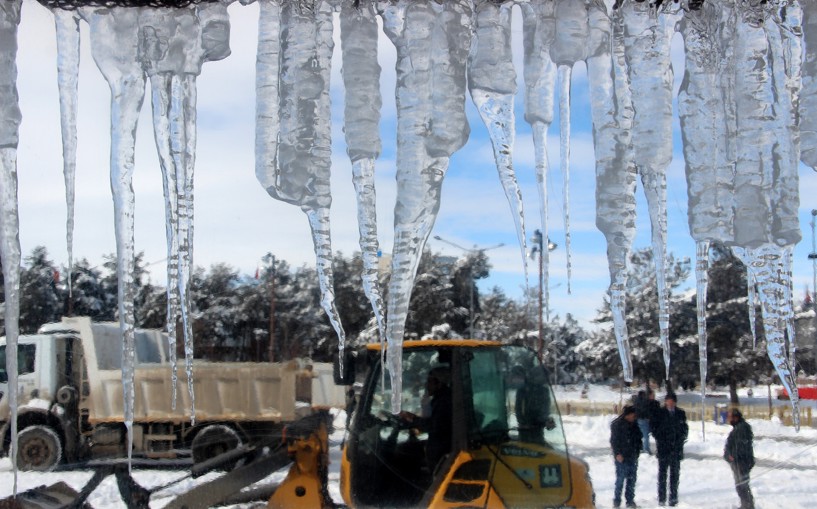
[610,405,642,508]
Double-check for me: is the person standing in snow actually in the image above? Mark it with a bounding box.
[651,393,688,506]
[610,405,642,508]
[634,388,659,454]
[724,408,755,509]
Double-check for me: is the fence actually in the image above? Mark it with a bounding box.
[557,400,815,428]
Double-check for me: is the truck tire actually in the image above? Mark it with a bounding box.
[192,425,242,468]
[17,425,62,472]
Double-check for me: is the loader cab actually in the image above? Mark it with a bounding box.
[341,341,594,508]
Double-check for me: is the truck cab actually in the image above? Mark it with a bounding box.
[339,340,595,508]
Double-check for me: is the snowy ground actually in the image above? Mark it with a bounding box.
[1,409,815,508]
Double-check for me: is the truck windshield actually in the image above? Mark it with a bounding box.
[0,344,37,383]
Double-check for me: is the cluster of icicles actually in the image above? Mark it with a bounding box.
[0,0,813,482]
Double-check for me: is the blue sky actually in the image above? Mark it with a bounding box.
[12,1,817,330]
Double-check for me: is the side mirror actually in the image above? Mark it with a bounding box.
[333,348,355,386]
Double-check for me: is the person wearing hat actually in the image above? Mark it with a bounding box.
[610,405,642,508]
[650,393,688,506]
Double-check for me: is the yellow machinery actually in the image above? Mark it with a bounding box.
[334,340,595,508]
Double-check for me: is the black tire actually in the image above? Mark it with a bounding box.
[17,425,62,472]
[191,424,242,468]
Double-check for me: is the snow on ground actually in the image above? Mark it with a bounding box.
[1,409,815,508]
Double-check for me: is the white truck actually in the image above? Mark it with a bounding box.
[0,316,343,471]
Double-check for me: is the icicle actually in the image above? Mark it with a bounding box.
[468,0,527,279]
[731,5,802,429]
[81,5,148,467]
[591,2,636,381]
[340,1,386,352]
[620,0,681,381]
[140,2,231,420]
[256,0,346,364]
[551,0,588,296]
[54,9,81,301]
[520,0,556,321]
[677,1,734,441]
[557,65,572,294]
[695,240,710,440]
[743,246,800,430]
[802,0,817,170]
[381,0,471,412]
[783,247,796,369]
[1,0,22,489]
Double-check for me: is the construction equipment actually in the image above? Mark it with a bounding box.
[335,340,595,508]
[1,338,595,508]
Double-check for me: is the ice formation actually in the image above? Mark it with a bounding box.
[340,0,386,353]
[520,0,556,321]
[0,0,22,490]
[468,0,528,277]
[0,1,812,467]
[589,0,637,382]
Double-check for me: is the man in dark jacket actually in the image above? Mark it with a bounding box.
[610,405,642,508]
[724,409,755,509]
[651,393,688,506]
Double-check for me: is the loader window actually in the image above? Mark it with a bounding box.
[0,344,37,382]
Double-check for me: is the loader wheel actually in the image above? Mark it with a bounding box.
[191,425,241,468]
[17,425,62,472]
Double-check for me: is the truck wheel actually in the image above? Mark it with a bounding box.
[17,425,62,472]
[192,425,242,468]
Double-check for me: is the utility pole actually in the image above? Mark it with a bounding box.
[433,235,504,338]
[810,210,817,369]
[264,253,276,363]
[530,230,557,362]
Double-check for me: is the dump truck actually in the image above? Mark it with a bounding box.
[0,316,340,471]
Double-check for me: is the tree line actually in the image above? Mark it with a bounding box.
[1,244,813,394]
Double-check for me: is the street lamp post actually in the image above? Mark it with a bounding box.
[263,253,276,362]
[530,230,557,362]
[433,235,504,338]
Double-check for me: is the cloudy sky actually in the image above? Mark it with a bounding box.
[12,0,817,329]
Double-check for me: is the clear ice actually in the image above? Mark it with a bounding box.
[620,0,681,380]
[340,1,387,352]
[468,0,528,278]
[0,0,22,489]
[255,0,347,362]
[381,0,471,412]
[802,1,817,170]
[551,0,589,295]
[591,0,636,382]
[520,0,556,322]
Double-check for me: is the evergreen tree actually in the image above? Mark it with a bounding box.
[19,247,63,333]
[579,248,695,384]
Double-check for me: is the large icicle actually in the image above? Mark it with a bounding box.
[678,0,733,426]
[467,0,527,276]
[731,4,802,429]
[140,1,232,417]
[381,0,471,412]
[256,0,346,359]
[620,0,681,380]
[591,1,636,381]
[82,5,147,465]
[0,0,22,489]
[340,1,386,350]
[800,0,817,170]
[54,9,80,301]
[551,0,589,295]
[520,0,556,321]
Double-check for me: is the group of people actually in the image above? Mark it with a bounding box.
[610,389,755,509]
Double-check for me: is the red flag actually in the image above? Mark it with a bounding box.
[805,290,812,307]
[255,267,260,279]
